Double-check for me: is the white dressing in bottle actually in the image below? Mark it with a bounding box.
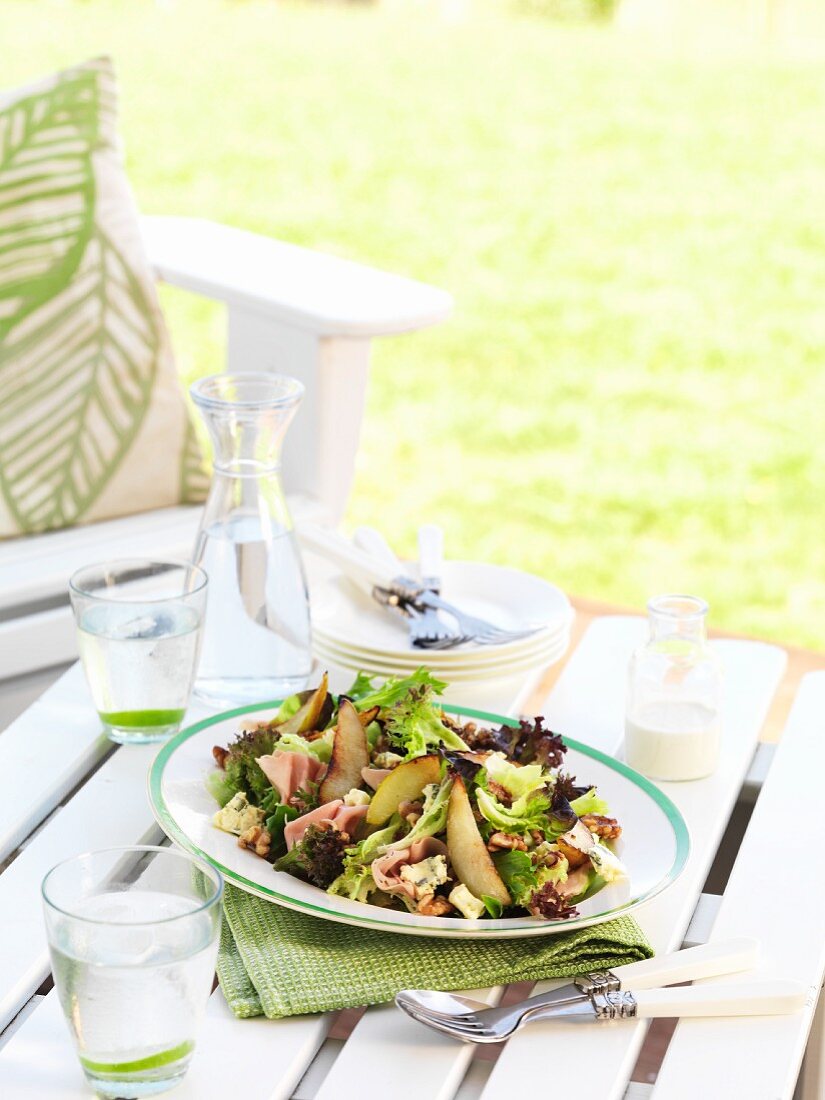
[625,596,722,782]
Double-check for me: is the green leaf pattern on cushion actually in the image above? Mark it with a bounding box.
[0,69,98,337]
[0,224,159,531]
[0,58,206,534]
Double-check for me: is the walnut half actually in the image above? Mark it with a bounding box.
[580,814,622,840]
[417,895,454,916]
[212,745,229,769]
[238,824,271,858]
[487,831,528,852]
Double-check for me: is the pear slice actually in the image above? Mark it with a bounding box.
[556,819,595,870]
[319,698,370,803]
[366,755,442,826]
[447,776,510,908]
[277,673,330,736]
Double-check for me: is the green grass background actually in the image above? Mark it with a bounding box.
[2,0,824,647]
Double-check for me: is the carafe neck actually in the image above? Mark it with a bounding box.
[647,594,708,646]
[190,372,304,476]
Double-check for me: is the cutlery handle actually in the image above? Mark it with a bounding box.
[633,980,806,1019]
[418,524,444,588]
[297,523,396,590]
[353,527,403,571]
[613,938,759,990]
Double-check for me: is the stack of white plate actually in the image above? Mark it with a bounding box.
[311,560,573,687]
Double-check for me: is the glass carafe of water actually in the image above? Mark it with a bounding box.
[190,373,311,706]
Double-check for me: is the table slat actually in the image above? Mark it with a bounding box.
[314,988,503,1100]
[0,665,110,863]
[478,626,786,1100]
[653,671,825,1100]
[0,745,162,1033]
[0,986,330,1100]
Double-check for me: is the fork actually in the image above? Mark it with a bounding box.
[409,524,462,649]
[397,939,759,1033]
[408,589,544,646]
[354,526,459,648]
[398,980,805,1042]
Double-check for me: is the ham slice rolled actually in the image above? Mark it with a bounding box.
[361,766,393,791]
[371,837,449,900]
[283,800,369,850]
[256,750,327,804]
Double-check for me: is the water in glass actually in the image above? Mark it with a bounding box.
[43,847,222,1099]
[78,603,201,735]
[69,561,207,744]
[50,892,217,1096]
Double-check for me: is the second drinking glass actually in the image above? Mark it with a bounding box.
[191,373,312,707]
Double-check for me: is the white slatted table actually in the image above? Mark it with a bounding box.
[1,616,822,1100]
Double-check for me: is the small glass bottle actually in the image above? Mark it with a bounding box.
[625,595,722,781]
[190,373,312,707]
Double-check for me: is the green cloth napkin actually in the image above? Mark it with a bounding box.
[217,884,653,1019]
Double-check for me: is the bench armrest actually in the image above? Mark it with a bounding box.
[140,215,453,336]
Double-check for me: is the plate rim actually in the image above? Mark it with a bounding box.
[148,700,690,937]
[310,639,569,678]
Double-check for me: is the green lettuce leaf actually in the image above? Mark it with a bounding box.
[476,787,550,836]
[569,788,609,817]
[385,686,468,759]
[491,849,539,906]
[273,693,305,724]
[205,769,237,808]
[277,730,334,763]
[484,755,549,801]
[344,671,378,701]
[481,895,504,918]
[352,669,447,713]
[263,802,300,859]
[328,860,375,903]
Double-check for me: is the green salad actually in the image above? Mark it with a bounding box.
[208,670,626,920]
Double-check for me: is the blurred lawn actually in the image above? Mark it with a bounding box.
[2,0,824,648]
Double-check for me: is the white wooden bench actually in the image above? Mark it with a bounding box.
[0,215,452,729]
[0,615,822,1099]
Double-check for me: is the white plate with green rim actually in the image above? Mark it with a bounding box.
[148,701,689,939]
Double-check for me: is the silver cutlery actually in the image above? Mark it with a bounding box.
[354,525,460,648]
[406,588,543,646]
[398,979,804,1041]
[299,523,541,648]
[396,939,807,1043]
[409,524,458,648]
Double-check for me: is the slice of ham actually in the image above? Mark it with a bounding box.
[371,837,449,900]
[361,766,393,791]
[256,750,327,804]
[555,864,592,898]
[283,800,369,850]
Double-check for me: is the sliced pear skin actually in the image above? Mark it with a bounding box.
[277,673,329,736]
[366,755,442,825]
[319,698,370,803]
[447,776,511,907]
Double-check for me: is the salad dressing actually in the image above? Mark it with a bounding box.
[625,701,720,782]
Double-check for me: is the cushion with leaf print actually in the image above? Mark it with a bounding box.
[0,56,208,536]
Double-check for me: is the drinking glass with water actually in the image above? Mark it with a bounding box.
[42,846,222,1098]
[70,559,208,744]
